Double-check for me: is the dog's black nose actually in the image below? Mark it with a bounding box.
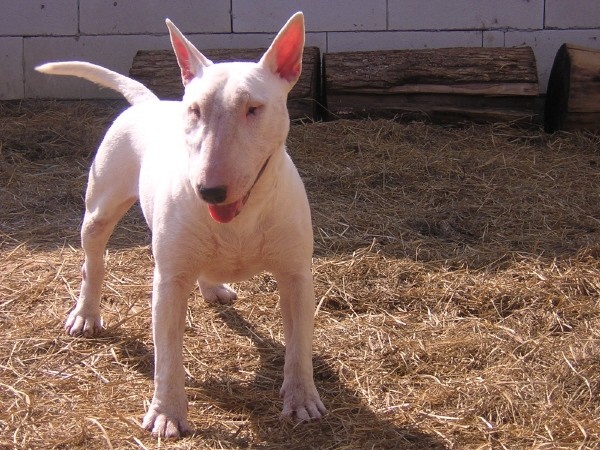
[198,185,227,204]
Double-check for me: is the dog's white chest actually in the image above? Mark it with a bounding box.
[198,223,271,282]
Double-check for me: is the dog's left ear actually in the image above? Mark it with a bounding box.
[259,12,305,87]
[166,19,213,86]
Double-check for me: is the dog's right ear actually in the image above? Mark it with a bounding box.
[166,19,213,86]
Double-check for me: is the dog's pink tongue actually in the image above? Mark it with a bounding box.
[208,200,242,223]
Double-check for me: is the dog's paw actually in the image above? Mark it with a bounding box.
[199,282,238,305]
[280,379,327,421]
[142,404,190,438]
[65,307,103,337]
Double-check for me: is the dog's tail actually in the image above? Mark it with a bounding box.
[35,61,159,105]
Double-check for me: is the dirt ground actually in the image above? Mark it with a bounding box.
[1,101,599,449]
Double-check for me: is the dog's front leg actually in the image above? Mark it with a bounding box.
[275,270,327,421]
[142,266,194,438]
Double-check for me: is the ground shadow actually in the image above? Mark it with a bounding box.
[106,304,447,448]
[181,305,448,449]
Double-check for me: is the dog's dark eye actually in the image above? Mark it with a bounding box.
[189,106,201,119]
[247,106,258,116]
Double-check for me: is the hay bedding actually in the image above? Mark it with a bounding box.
[1,100,599,449]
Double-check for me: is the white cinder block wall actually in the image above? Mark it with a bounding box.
[1,0,599,100]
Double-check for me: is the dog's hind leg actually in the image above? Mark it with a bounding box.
[66,138,139,336]
[198,280,238,305]
[66,196,137,336]
[66,202,136,337]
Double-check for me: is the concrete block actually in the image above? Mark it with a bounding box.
[388,0,543,31]
[545,0,600,29]
[186,31,326,53]
[506,30,600,92]
[0,0,77,36]
[232,0,387,32]
[483,31,505,47]
[80,0,231,35]
[0,38,24,99]
[326,30,482,52]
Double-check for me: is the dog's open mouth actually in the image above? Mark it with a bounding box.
[208,157,270,224]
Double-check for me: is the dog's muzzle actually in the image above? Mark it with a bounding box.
[202,157,271,224]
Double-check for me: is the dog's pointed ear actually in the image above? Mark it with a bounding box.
[166,18,213,86]
[259,12,305,87]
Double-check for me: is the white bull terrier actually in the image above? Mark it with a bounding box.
[36,12,326,438]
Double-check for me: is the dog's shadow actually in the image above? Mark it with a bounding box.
[181,305,448,449]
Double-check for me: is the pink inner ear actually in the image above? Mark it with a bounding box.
[173,38,194,84]
[274,22,303,82]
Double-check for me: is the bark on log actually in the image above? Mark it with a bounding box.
[545,43,600,132]
[129,47,321,121]
[324,47,540,125]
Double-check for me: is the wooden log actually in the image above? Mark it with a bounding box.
[324,47,540,125]
[129,47,321,121]
[545,43,600,133]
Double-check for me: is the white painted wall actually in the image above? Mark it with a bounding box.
[1,0,599,99]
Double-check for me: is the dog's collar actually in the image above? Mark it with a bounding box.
[242,155,271,204]
[253,156,271,189]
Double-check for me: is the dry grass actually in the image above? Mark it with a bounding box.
[1,100,600,449]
